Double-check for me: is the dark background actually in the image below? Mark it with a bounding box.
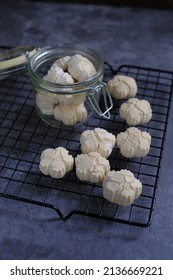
[1,0,173,260]
[25,0,173,9]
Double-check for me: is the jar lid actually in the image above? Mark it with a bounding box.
[0,45,36,79]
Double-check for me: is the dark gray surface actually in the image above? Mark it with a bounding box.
[0,0,173,260]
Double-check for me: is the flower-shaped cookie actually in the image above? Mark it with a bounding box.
[67,54,96,82]
[116,127,151,158]
[36,91,55,115]
[80,127,116,158]
[39,147,74,178]
[75,152,110,184]
[107,75,137,99]
[103,169,142,206]
[119,97,152,126]
[54,103,87,125]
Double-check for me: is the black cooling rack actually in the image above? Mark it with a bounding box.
[0,49,172,227]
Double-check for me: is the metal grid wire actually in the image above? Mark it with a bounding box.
[0,50,172,227]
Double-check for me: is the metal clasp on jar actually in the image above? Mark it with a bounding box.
[87,82,113,119]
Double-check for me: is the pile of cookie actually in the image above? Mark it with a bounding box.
[39,67,152,206]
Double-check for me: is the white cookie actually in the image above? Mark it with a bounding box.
[67,54,96,82]
[75,152,110,184]
[119,98,152,126]
[80,127,116,158]
[117,127,151,158]
[108,75,137,99]
[44,65,74,85]
[39,147,74,179]
[54,103,87,125]
[103,169,142,206]
[36,91,55,115]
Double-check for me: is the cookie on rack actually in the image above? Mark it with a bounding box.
[107,75,137,99]
[39,147,74,179]
[75,151,110,184]
[80,127,116,158]
[102,169,142,206]
[116,127,151,158]
[119,97,152,126]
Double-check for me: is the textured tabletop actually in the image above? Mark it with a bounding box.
[0,0,173,260]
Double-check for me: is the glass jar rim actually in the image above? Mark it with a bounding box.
[28,43,104,93]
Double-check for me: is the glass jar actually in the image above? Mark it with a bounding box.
[28,44,113,128]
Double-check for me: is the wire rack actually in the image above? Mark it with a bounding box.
[0,48,172,227]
